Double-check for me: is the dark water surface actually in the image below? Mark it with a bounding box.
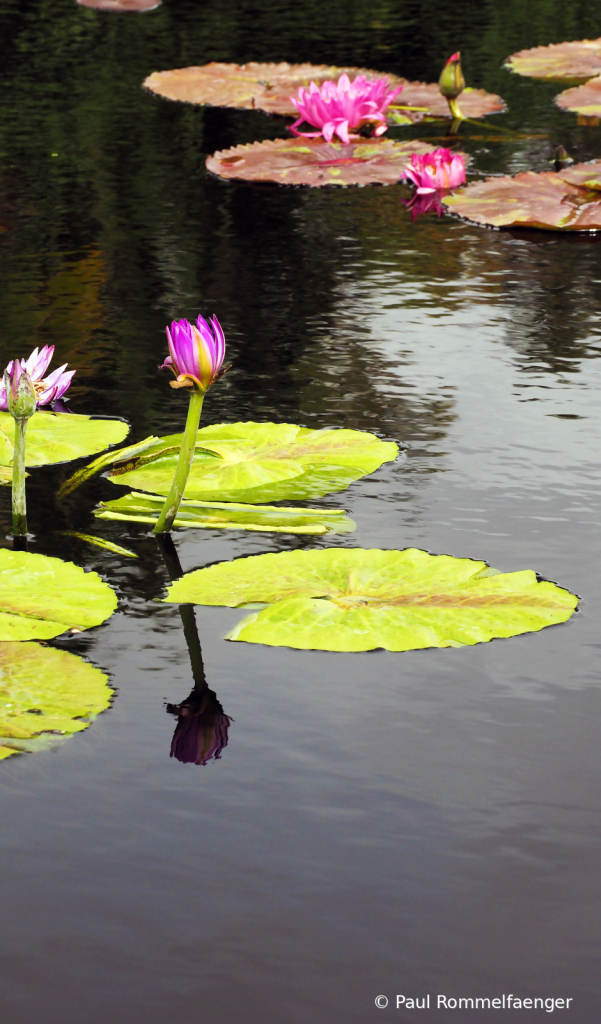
[1,1,601,1021]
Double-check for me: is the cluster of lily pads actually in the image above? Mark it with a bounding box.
[0,309,578,762]
[142,38,601,230]
[1,13,587,764]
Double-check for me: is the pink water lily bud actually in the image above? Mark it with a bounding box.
[0,345,75,411]
[289,73,403,144]
[402,148,466,194]
[3,361,36,420]
[160,315,227,392]
[438,52,466,100]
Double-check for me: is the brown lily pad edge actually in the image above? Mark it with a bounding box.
[556,76,601,117]
[442,160,601,232]
[205,137,469,189]
[143,62,505,124]
[504,38,601,83]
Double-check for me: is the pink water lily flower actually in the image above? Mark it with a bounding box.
[402,148,466,194]
[160,315,227,392]
[290,73,403,144]
[0,345,75,411]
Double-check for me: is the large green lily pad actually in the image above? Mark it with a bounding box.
[0,642,112,760]
[107,422,398,502]
[143,62,504,124]
[206,138,466,187]
[443,161,601,231]
[0,411,129,468]
[165,548,578,652]
[0,549,117,641]
[556,75,601,116]
[95,492,355,534]
[504,39,601,82]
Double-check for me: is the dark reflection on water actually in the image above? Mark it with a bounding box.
[1,0,601,1022]
[157,533,233,767]
[168,688,232,767]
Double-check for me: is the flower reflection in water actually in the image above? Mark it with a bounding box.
[167,688,232,766]
[402,189,446,221]
[157,533,232,767]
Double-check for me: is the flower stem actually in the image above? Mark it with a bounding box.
[153,389,204,534]
[447,97,464,122]
[12,417,28,537]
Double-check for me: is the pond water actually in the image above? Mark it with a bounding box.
[1,1,601,1021]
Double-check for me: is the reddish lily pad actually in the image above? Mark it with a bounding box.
[143,62,394,115]
[389,83,505,123]
[78,0,160,9]
[443,161,601,231]
[143,62,504,123]
[206,138,465,187]
[504,39,601,83]
[556,75,601,116]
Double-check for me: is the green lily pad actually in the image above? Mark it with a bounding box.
[165,548,578,652]
[94,491,355,535]
[443,162,601,231]
[0,411,129,468]
[504,39,601,82]
[107,422,398,502]
[0,549,117,641]
[58,435,160,499]
[0,466,20,486]
[0,642,113,759]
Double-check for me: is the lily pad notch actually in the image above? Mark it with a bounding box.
[164,547,578,652]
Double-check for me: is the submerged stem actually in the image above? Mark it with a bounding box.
[12,417,28,537]
[155,532,208,690]
[153,389,204,534]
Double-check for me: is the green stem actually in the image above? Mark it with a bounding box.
[153,389,204,534]
[12,417,28,537]
[447,97,464,122]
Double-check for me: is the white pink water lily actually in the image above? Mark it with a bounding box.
[0,345,75,411]
[289,73,403,144]
[402,148,466,194]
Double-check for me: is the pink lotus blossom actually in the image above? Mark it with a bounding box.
[289,73,403,144]
[402,148,466,194]
[160,314,226,392]
[0,345,75,411]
